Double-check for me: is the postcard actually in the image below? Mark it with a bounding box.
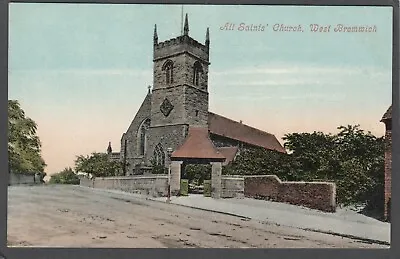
[7,3,392,248]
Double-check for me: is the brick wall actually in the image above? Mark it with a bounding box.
[80,175,168,197]
[384,129,392,221]
[244,175,336,212]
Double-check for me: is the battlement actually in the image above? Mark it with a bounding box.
[153,14,210,62]
[156,35,207,51]
[154,35,209,61]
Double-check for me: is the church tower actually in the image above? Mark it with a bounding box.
[146,14,211,167]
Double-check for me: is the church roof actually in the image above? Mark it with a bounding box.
[381,105,392,122]
[171,127,226,161]
[216,147,239,165]
[208,112,286,153]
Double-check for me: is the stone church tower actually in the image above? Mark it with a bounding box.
[112,14,285,176]
[145,14,211,167]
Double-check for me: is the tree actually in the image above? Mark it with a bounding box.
[49,167,80,184]
[334,125,384,208]
[224,125,385,208]
[8,100,46,174]
[223,148,298,180]
[74,152,123,177]
[183,164,211,185]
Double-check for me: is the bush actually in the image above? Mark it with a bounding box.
[49,167,80,185]
[183,164,211,185]
[225,125,385,208]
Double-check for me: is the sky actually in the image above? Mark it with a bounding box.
[8,3,393,175]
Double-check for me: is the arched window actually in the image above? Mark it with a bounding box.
[153,143,165,166]
[193,61,203,86]
[138,118,150,156]
[162,60,174,85]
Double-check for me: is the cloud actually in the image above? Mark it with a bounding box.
[9,68,152,77]
[209,62,391,88]
[211,63,386,76]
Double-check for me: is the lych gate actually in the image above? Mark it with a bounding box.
[168,127,226,198]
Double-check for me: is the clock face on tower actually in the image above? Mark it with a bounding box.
[160,98,174,117]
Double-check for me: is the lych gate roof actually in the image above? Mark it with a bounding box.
[216,147,239,165]
[208,112,286,153]
[381,105,392,122]
[171,127,226,161]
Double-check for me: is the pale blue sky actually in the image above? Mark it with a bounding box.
[8,3,393,174]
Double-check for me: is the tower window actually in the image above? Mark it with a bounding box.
[193,61,203,86]
[195,110,199,117]
[162,60,174,85]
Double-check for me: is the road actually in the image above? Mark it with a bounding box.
[7,185,387,248]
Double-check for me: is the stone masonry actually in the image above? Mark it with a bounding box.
[211,162,223,198]
[381,105,392,221]
[244,175,337,212]
[384,128,392,221]
[107,14,285,183]
[147,15,210,169]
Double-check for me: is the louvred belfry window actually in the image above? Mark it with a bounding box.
[162,60,174,85]
[193,61,203,86]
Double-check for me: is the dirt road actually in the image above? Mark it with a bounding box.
[7,185,387,248]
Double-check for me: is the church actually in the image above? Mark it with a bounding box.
[106,14,286,176]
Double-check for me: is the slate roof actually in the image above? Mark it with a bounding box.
[171,127,226,160]
[208,112,286,153]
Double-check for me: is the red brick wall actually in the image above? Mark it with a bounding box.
[384,129,392,221]
[244,175,280,200]
[244,175,336,212]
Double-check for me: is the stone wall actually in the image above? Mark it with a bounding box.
[8,172,37,185]
[153,36,209,66]
[80,175,169,197]
[120,93,152,174]
[151,86,187,126]
[146,124,187,167]
[184,85,209,127]
[79,177,94,188]
[221,175,244,198]
[244,175,336,212]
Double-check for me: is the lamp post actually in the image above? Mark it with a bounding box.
[167,147,173,203]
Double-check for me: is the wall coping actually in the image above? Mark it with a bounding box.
[222,177,244,180]
[244,175,335,187]
[96,175,168,180]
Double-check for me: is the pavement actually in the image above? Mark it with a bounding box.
[10,185,387,248]
[83,187,390,245]
[161,195,390,244]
